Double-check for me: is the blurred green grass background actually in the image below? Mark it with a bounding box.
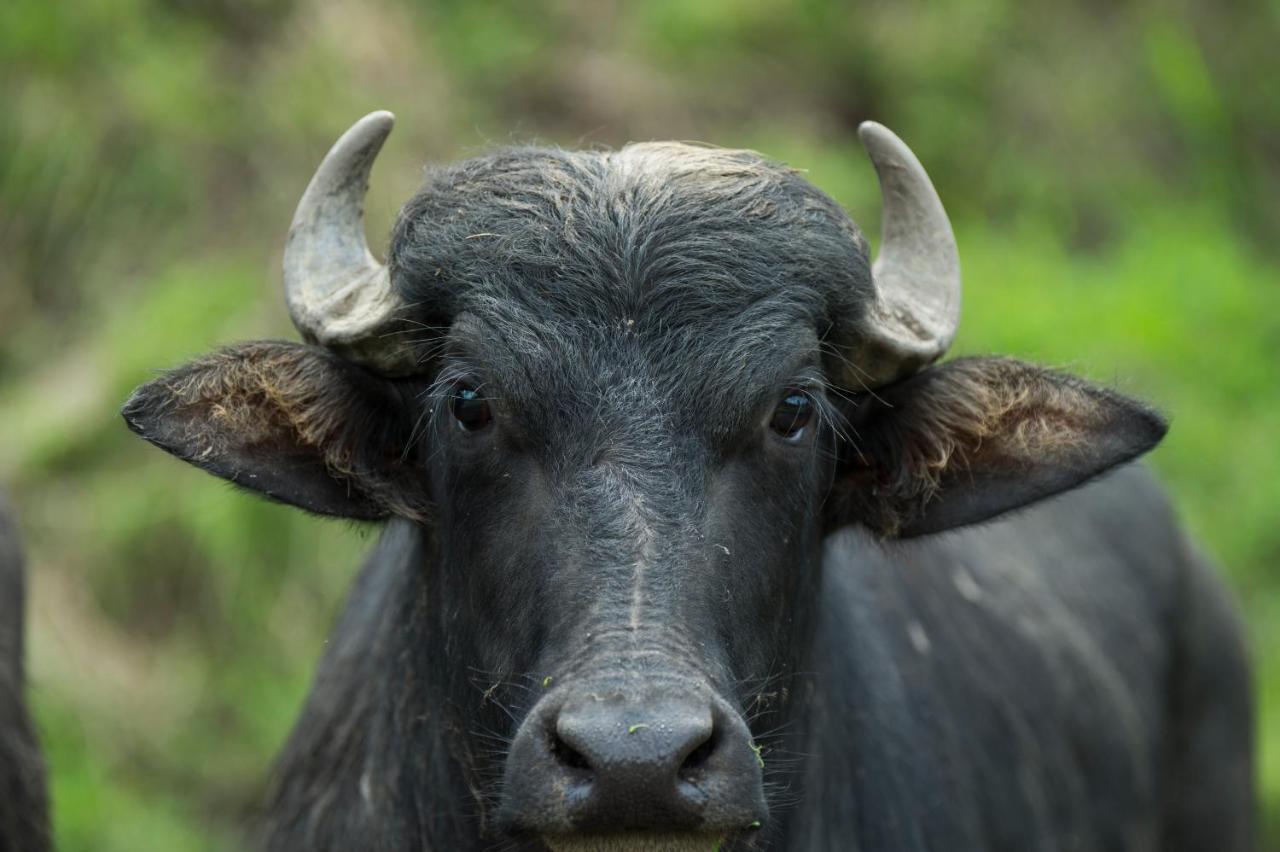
[1,0,1277,848]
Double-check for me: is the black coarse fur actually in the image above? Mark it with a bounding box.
[122,141,1253,851]
[388,143,871,392]
[0,494,51,852]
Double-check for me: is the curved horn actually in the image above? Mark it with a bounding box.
[844,122,961,388]
[283,111,417,374]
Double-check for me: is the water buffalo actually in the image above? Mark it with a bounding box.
[123,113,1253,851]
[0,495,50,852]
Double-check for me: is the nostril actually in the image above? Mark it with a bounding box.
[549,730,592,772]
[679,728,718,776]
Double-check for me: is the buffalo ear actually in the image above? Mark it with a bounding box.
[122,341,427,520]
[827,357,1167,538]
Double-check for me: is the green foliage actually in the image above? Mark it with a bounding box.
[1,0,1276,848]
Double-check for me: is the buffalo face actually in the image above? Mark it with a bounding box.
[419,312,838,841]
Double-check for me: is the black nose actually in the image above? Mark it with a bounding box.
[500,691,766,835]
[551,696,716,817]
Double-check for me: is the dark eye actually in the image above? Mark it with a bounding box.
[770,390,814,441]
[450,385,492,432]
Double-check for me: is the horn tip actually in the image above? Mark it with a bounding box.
[857,120,887,138]
[857,121,908,159]
[353,110,396,138]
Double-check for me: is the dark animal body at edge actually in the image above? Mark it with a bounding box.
[262,464,1253,851]
[0,495,51,852]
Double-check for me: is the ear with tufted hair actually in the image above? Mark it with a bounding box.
[122,341,428,520]
[825,357,1168,538]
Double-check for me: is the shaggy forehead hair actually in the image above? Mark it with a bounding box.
[388,143,874,426]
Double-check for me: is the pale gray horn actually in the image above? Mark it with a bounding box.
[846,122,961,388]
[283,110,417,374]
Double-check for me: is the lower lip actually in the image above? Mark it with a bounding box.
[541,833,729,852]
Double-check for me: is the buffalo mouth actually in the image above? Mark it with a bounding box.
[541,832,729,852]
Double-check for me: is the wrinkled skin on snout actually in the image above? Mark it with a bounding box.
[121,134,1202,851]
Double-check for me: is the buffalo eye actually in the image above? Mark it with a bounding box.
[770,390,814,441]
[450,385,492,432]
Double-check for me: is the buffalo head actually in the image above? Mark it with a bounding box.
[123,113,1163,850]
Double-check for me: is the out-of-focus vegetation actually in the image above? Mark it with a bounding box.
[1,0,1277,848]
